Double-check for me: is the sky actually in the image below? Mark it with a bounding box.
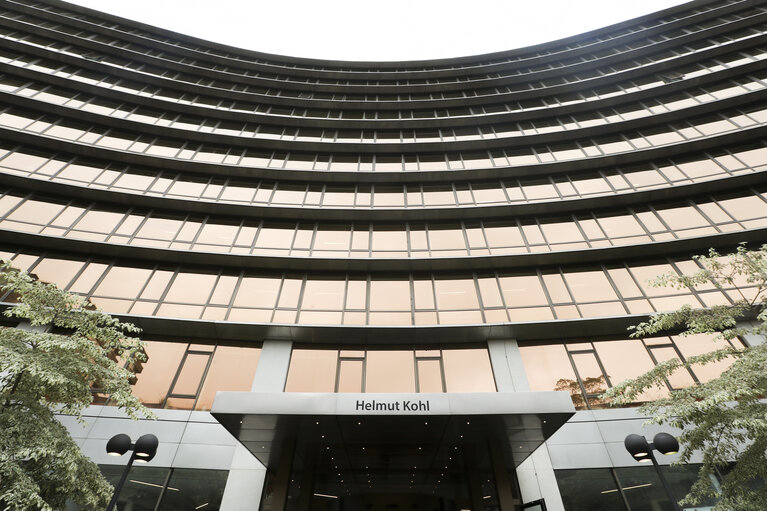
[67,0,690,62]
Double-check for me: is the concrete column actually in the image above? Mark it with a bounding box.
[487,339,566,511]
[251,340,294,392]
[221,339,293,510]
[487,338,530,392]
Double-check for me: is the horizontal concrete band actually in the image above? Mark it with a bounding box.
[3,10,763,96]
[1,123,764,184]
[1,167,764,222]
[4,85,764,154]
[12,0,737,79]
[28,0,731,72]
[2,226,765,273]
[5,58,761,131]
[1,27,761,111]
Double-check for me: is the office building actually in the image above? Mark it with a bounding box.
[0,0,765,509]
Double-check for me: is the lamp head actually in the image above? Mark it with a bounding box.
[134,434,159,462]
[106,433,131,456]
[653,432,679,455]
[624,434,650,459]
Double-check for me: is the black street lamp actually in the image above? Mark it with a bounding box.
[624,432,681,511]
[105,433,159,511]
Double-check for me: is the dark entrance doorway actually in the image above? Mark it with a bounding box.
[212,391,574,511]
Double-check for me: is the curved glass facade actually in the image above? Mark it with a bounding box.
[2,1,763,510]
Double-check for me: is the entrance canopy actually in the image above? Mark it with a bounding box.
[213,392,574,504]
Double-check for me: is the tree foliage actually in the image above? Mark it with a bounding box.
[602,244,767,511]
[0,262,151,510]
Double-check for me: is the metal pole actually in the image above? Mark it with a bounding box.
[648,450,681,511]
[106,451,137,511]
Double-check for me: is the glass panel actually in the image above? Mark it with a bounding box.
[417,359,443,392]
[338,359,363,392]
[443,349,495,392]
[164,273,217,304]
[302,279,345,310]
[518,344,579,402]
[650,347,696,388]
[671,334,735,383]
[614,466,676,511]
[594,339,667,402]
[555,468,627,511]
[565,271,618,301]
[571,353,608,407]
[131,341,187,407]
[365,350,415,393]
[434,279,479,310]
[94,266,152,299]
[285,349,337,392]
[170,353,209,396]
[499,275,548,307]
[195,346,261,410]
[100,466,169,511]
[158,468,228,511]
[369,280,411,311]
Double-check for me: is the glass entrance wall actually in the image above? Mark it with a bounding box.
[555,465,720,511]
[256,415,521,511]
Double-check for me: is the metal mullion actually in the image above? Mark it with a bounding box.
[564,348,593,410]
[413,349,421,392]
[601,263,633,314]
[610,468,632,511]
[536,269,558,319]
[667,259,709,308]
[590,344,614,388]
[629,205,660,240]
[161,344,191,407]
[0,190,35,221]
[554,267,580,314]
[56,201,90,236]
[667,337,701,385]
[459,220,471,256]
[689,198,723,233]
[642,339,676,392]
[190,345,217,409]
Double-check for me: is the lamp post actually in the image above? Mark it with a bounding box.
[624,432,681,511]
[105,433,159,511]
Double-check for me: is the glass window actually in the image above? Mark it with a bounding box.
[165,273,217,304]
[499,275,548,307]
[195,346,261,410]
[369,280,410,311]
[519,344,577,394]
[100,466,169,511]
[443,349,495,392]
[366,350,415,393]
[131,341,186,407]
[594,339,666,402]
[417,359,444,392]
[555,468,627,511]
[302,279,345,310]
[233,276,281,308]
[94,266,152,299]
[285,349,337,392]
[170,353,209,395]
[434,279,479,310]
[158,468,228,511]
[565,271,618,302]
[338,359,363,392]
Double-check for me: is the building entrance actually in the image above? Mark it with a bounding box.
[212,392,574,511]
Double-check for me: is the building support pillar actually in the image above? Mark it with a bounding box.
[220,340,294,511]
[487,339,566,511]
